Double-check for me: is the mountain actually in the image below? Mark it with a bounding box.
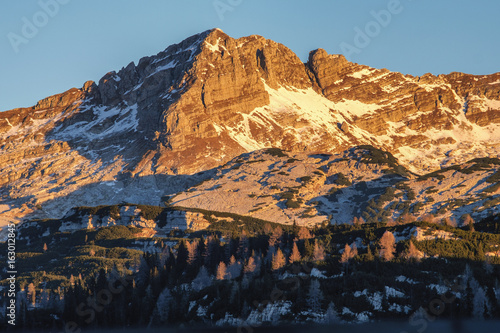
[1,28,499,226]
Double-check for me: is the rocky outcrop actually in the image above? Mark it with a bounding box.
[0,28,499,225]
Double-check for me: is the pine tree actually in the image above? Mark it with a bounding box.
[154,287,172,324]
[43,242,48,252]
[271,248,286,270]
[304,239,314,258]
[192,266,212,291]
[472,285,490,320]
[307,279,324,312]
[176,240,189,271]
[237,230,249,259]
[325,301,340,324]
[227,256,242,279]
[289,242,301,263]
[379,230,396,261]
[483,257,494,274]
[462,264,473,286]
[365,245,374,261]
[216,261,227,280]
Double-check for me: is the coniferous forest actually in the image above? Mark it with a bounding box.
[1,211,500,331]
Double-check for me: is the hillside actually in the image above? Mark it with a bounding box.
[0,29,499,226]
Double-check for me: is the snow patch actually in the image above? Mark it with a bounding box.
[348,68,373,79]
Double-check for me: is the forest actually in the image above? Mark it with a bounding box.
[1,212,500,330]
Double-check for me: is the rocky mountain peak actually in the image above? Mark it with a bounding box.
[0,29,499,225]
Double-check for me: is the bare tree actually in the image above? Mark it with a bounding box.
[27,283,36,307]
[186,240,198,265]
[443,217,457,227]
[462,214,475,231]
[400,213,416,225]
[216,261,227,280]
[313,240,325,261]
[244,256,257,274]
[298,227,312,240]
[271,248,286,270]
[339,244,356,265]
[289,242,301,263]
[379,230,396,261]
[404,240,422,262]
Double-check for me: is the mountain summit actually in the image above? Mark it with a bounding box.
[1,29,499,224]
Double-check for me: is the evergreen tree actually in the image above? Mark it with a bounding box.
[472,285,489,320]
[307,279,324,312]
[192,266,212,291]
[365,245,374,261]
[237,230,249,259]
[227,256,242,279]
[154,287,172,323]
[304,239,314,258]
[325,301,340,324]
[176,240,189,272]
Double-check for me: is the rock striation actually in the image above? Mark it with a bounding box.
[0,28,499,225]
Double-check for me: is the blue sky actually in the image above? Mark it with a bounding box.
[1,0,499,111]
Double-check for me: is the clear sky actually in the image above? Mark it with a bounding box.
[1,0,499,111]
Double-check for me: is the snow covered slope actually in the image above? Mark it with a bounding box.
[0,29,499,226]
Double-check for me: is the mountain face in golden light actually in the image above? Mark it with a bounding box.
[1,29,499,226]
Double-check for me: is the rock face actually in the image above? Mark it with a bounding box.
[168,148,500,226]
[0,28,499,224]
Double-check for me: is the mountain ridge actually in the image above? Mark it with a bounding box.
[1,28,499,226]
